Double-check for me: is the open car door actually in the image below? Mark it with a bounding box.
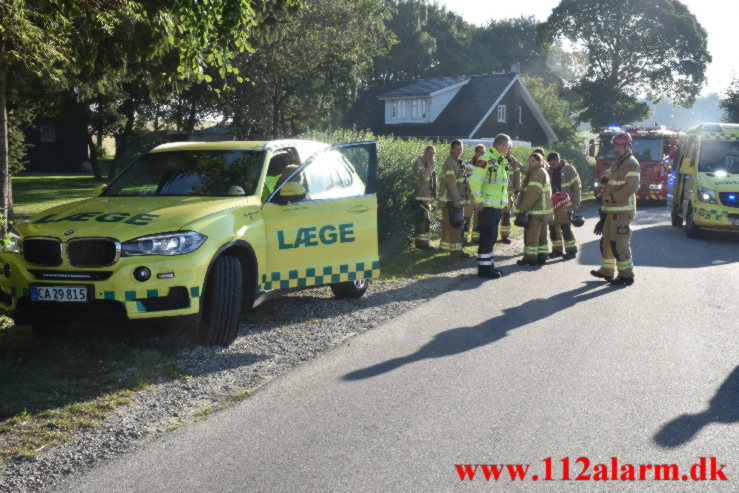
[260,142,380,291]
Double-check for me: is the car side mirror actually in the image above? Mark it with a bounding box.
[277,182,307,204]
[91,184,107,197]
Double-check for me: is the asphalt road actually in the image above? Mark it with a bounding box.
[58,205,739,492]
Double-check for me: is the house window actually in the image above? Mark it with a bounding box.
[40,124,56,143]
[518,106,523,124]
[497,105,507,123]
[389,98,427,122]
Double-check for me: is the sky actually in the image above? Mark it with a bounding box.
[435,0,736,96]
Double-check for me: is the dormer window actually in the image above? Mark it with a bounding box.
[388,98,428,123]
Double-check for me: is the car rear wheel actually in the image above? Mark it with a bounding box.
[330,279,369,299]
[198,255,243,346]
[684,203,703,239]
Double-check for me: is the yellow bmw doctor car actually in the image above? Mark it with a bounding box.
[0,140,380,346]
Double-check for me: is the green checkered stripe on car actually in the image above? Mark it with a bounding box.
[260,260,381,291]
[699,130,739,141]
[114,286,201,313]
[696,208,731,222]
[11,286,201,313]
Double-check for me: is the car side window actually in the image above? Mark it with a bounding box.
[275,150,364,203]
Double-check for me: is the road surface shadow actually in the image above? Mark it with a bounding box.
[578,222,739,269]
[653,366,739,448]
[343,281,613,381]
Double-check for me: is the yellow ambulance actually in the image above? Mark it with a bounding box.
[669,123,739,237]
[0,140,380,346]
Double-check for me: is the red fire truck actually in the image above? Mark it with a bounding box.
[593,125,680,202]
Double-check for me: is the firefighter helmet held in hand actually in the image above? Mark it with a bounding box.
[571,214,585,227]
[552,192,571,212]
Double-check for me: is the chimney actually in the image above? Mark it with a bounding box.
[510,63,520,74]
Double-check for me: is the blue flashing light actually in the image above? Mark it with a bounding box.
[729,194,737,201]
[607,126,621,132]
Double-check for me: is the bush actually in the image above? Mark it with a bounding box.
[549,133,596,192]
[301,129,534,250]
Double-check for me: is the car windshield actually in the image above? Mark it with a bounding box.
[698,140,739,173]
[598,137,664,162]
[104,150,265,197]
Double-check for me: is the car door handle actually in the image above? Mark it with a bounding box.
[347,205,369,213]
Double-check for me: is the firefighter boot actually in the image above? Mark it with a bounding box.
[590,270,614,281]
[609,276,634,286]
[478,265,502,279]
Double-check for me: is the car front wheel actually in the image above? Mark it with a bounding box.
[198,255,243,346]
[684,203,703,239]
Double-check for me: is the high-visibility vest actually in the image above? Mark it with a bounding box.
[468,147,509,209]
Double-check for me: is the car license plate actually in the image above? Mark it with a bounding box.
[31,285,88,302]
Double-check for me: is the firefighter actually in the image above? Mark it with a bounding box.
[515,152,554,265]
[591,132,641,285]
[469,134,514,278]
[498,154,522,244]
[439,140,470,257]
[412,146,437,250]
[465,144,486,243]
[547,152,581,259]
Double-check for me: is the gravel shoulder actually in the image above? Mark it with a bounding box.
[0,241,521,493]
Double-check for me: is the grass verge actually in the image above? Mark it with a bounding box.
[0,323,188,463]
[12,176,101,222]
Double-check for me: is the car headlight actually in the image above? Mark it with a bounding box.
[2,231,22,254]
[696,186,717,204]
[121,231,207,256]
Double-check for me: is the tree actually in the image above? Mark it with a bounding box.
[537,0,711,129]
[226,0,393,138]
[719,77,739,124]
[1,0,304,229]
[521,75,578,144]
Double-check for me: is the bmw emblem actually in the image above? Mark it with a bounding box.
[64,230,74,236]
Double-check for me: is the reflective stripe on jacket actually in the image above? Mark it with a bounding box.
[517,164,554,222]
[412,155,436,201]
[468,147,509,208]
[439,156,470,204]
[602,152,640,213]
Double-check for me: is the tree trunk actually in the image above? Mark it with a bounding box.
[87,132,103,180]
[153,103,160,132]
[272,92,279,138]
[109,99,136,180]
[0,63,11,233]
[185,97,197,141]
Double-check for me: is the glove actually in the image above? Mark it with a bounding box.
[514,211,528,228]
[593,211,606,235]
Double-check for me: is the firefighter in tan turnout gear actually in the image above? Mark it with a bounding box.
[515,152,554,265]
[412,146,437,249]
[439,140,470,256]
[591,132,641,286]
[465,144,486,243]
[547,152,581,259]
[498,157,522,244]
